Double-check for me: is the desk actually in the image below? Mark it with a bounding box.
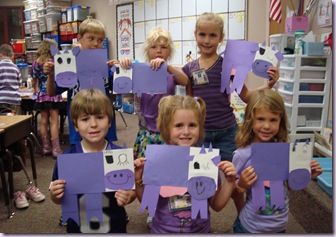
[0,128,11,217]
[0,115,36,218]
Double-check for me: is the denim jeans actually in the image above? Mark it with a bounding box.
[202,124,237,161]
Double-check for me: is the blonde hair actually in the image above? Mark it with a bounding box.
[0,44,14,58]
[236,89,289,147]
[195,12,225,41]
[79,16,106,37]
[143,27,174,62]
[70,89,113,128]
[157,95,206,143]
[37,39,57,63]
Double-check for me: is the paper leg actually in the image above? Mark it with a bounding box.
[62,194,79,225]
[270,180,285,210]
[251,180,266,211]
[140,185,160,217]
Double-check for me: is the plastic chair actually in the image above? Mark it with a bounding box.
[113,95,127,127]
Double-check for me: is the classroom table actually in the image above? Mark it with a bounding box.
[0,115,36,218]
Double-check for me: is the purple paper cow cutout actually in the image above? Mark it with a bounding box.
[220,40,259,94]
[252,42,284,79]
[58,150,134,232]
[111,62,169,96]
[250,142,311,212]
[141,144,220,220]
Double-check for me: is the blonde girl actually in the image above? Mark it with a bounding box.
[134,95,236,233]
[32,39,63,157]
[182,12,280,162]
[232,89,322,233]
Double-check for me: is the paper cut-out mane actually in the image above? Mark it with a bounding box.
[252,42,284,79]
[111,63,170,96]
[141,144,220,220]
[58,149,134,233]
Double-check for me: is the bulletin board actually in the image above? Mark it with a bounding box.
[132,0,247,65]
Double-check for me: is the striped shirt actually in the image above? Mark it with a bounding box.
[183,56,236,130]
[0,59,21,105]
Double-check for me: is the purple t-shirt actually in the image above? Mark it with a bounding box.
[233,146,289,233]
[182,57,236,130]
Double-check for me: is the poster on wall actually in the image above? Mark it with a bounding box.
[317,0,332,27]
[117,3,135,60]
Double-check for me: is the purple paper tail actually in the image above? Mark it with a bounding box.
[140,185,160,217]
[191,199,208,220]
[84,193,104,225]
[251,180,266,211]
[270,180,285,210]
[62,194,80,225]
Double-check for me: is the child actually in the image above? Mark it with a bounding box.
[182,12,280,162]
[232,89,323,233]
[119,27,188,159]
[49,89,136,233]
[44,17,117,146]
[134,95,236,233]
[31,39,63,157]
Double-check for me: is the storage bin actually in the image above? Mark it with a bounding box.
[45,13,61,31]
[285,16,309,33]
[301,57,327,67]
[24,21,32,34]
[299,95,324,104]
[43,33,60,44]
[298,107,322,121]
[45,0,71,8]
[60,34,77,43]
[72,5,90,21]
[282,93,293,104]
[31,40,41,49]
[17,63,29,82]
[31,20,40,34]
[300,70,325,79]
[23,0,38,9]
[25,36,33,49]
[26,50,38,64]
[279,81,294,92]
[24,8,38,21]
[67,7,72,22]
[46,5,62,14]
[61,9,67,23]
[269,34,295,54]
[280,57,295,67]
[38,15,47,33]
[11,40,25,54]
[304,42,324,56]
[299,83,324,92]
[37,8,46,17]
[279,69,295,80]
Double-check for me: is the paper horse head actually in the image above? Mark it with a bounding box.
[51,44,79,89]
[111,62,169,96]
[141,144,220,220]
[252,42,284,79]
[220,40,259,94]
[57,148,134,232]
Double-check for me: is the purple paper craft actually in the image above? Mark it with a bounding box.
[288,168,311,190]
[269,180,285,209]
[221,40,259,94]
[191,199,208,220]
[76,48,108,93]
[187,176,216,200]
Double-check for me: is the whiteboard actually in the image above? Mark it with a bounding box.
[156,0,168,19]
[134,0,144,22]
[229,0,245,11]
[171,41,182,65]
[145,0,156,20]
[134,22,145,43]
[135,43,145,62]
[228,12,245,39]
[169,0,182,18]
[196,0,211,15]
[182,0,196,16]
[169,17,182,41]
[182,16,196,40]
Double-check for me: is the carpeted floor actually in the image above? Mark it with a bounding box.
[0,112,308,234]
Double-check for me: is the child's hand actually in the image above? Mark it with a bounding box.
[119,58,132,69]
[238,166,257,190]
[310,159,323,179]
[150,57,165,70]
[218,161,236,182]
[43,61,54,75]
[267,66,279,88]
[115,190,135,207]
[106,59,119,68]
[134,157,146,181]
[49,179,66,200]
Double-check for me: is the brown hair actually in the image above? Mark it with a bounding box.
[0,44,14,58]
[157,95,206,143]
[79,16,106,37]
[236,89,289,147]
[70,89,113,127]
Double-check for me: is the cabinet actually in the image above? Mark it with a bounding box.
[276,55,331,134]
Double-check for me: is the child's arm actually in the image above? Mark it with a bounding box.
[239,66,280,103]
[311,159,323,179]
[236,166,258,191]
[49,179,66,205]
[115,190,136,207]
[31,78,38,94]
[133,157,146,201]
[209,161,236,211]
[43,61,56,96]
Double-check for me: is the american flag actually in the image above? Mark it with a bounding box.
[270,0,282,23]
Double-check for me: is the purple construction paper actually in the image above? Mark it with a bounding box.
[56,71,78,88]
[140,185,160,217]
[143,145,190,186]
[211,155,221,166]
[220,40,259,94]
[104,169,134,190]
[58,153,105,194]
[251,181,267,211]
[76,48,108,93]
[252,60,273,78]
[288,168,310,190]
[62,194,80,224]
[132,63,168,95]
[113,76,133,94]
[191,198,208,219]
[187,176,216,200]
[251,143,289,180]
[270,180,285,209]
[84,193,103,225]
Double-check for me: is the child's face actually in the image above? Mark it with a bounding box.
[78,32,105,49]
[252,108,281,143]
[75,113,110,147]
[148,41,170,61]
[194,20,223,57]
[169,109,200,147]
